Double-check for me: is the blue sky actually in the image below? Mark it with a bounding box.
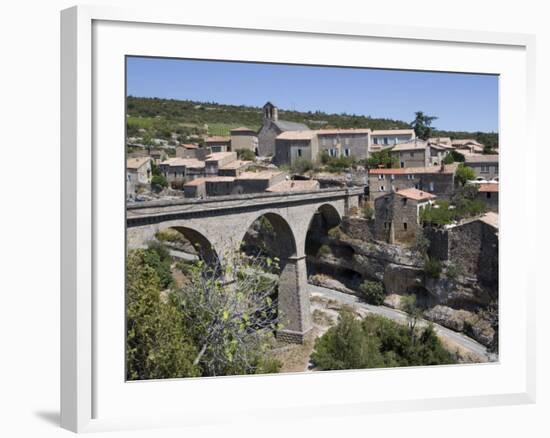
[126,57,498,133]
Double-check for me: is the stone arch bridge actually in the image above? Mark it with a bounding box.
[127,187,363,343]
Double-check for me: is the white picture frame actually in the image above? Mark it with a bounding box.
[60,4,536,433]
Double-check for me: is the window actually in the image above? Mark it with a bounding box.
[384,137,389,145]
[390,174,395,180]
[481,165,489,173]
[402,198,407,205]
[344,148,350,157]
[373,138,379,145]
[486,192,492,199]
[429,182,435,191]
[297,149,302,157]
[403,222,408,230]
[378,174,385,180]
[400,162,405,168]
[410,152,414,157]
[330,148,337,157]
[380,185,385,191]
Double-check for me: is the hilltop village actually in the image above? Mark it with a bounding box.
[126,100,499,378]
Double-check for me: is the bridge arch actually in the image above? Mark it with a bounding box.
[239,211,297,262]
[239,211,311,343]
[156,224,219,265]
[305,203,343,260]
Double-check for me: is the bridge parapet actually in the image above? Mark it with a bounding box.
[127,187,364,226]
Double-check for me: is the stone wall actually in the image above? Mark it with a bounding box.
[340,216,374,241]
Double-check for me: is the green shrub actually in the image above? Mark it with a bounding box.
[362,204,374,219]
[424,257,442,279]
[290,157,313,174]
[445,262,462,280]
[155,229,185,244]
[311,311,455,370]
[255,356,283,374]
[414,231,430,256]
[455,163,476,186]
[126,250,199,380]
[151,174,168,190]
[236,148,256,161]
[311,310,385,370]
[317,244,332,257]
[359,280,386,305]
[327,226,344,240]
[143,241,173,288]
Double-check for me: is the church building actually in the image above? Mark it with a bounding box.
[257,102,310,157]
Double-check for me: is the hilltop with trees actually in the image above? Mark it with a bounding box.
[126,96,498,148]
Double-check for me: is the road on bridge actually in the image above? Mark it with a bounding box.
[308,284,494,362]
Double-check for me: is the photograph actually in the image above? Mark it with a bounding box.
[125,57,499,380]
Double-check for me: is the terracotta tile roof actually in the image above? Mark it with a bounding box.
[276,130,317,140]
[205,136,230,143]
[477,183,499,192]
[206,152,237,162]
[478,212,498,228]
[390,139,428,152]
[161,158,205,168]
[428,137,452,145]
[184,176,235,187]
[230,127,256,133]
[452,139,483,147]
[237,171,284,180]
[464,154,499,164]
[369,163,458,175]
[316,128,371,135]
[371,129,415,136]
[126,156,151,170]
[266,179,320,192]
[395,188,437,201]
[220,160,252,170]
[181,143,199,149]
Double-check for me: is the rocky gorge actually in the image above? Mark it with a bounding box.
[306,215,498,350]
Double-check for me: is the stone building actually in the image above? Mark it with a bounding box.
[316,128,371,160]
[390,139,450,168]
[452,139,484,153]
[274,130,319,166]
[205,136,231,153]
[158,157,205,185]
[464,154,499,180]
[266,179,320,193]
[148,149,168,164]
[476,183,499,212]
[374,188,436,244]
[205,152,238,175]
[368,164,457,201]
[230,127,258,153]
[233,170,287,194]
[175,144,211,160]
[370,129,415,152]
[183,176,236,198]
[257,102,310,157]
[217,159,252,177]
[426,212,498,292]
[126,156,152,197]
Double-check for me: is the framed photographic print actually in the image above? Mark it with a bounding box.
[61,4,536,433]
